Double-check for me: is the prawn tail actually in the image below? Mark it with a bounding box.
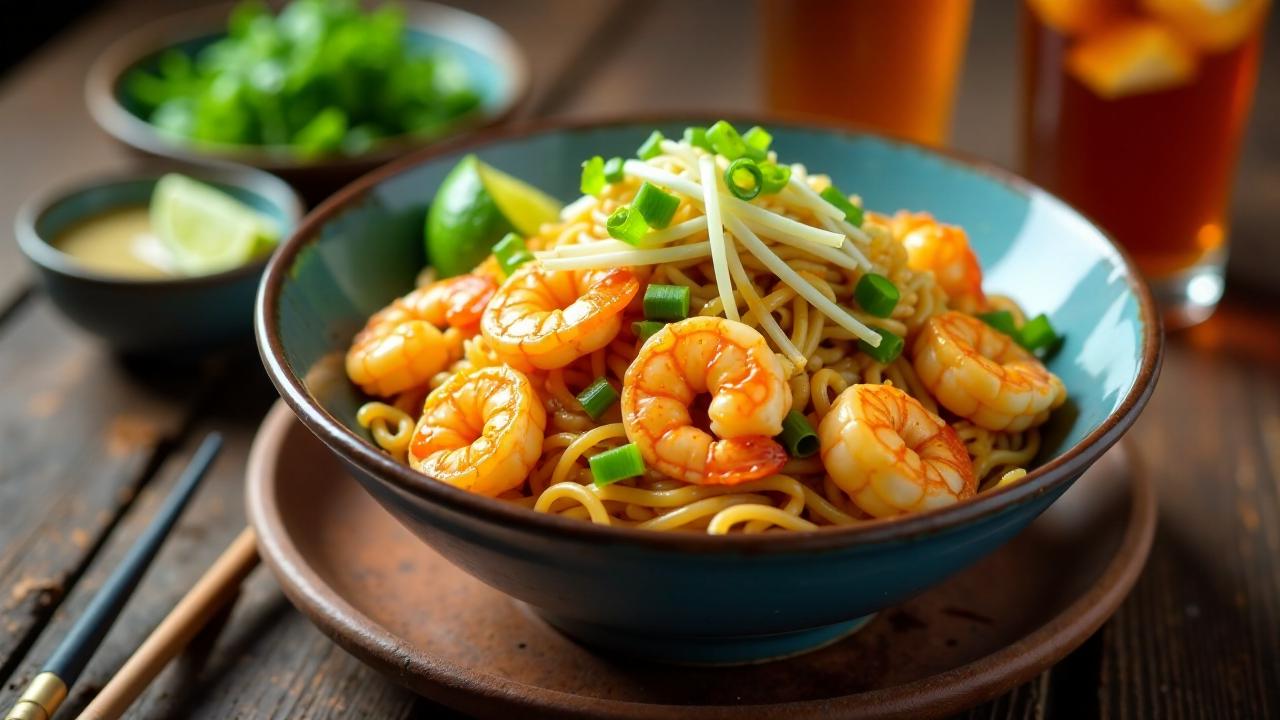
[701,437,788,486]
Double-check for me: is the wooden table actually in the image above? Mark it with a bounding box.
[1,1,1276,717]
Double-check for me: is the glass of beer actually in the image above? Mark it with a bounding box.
[762,0,974,147]
[1020,0,1269,328]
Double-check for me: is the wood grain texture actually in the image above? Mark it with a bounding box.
[0,299,208,680]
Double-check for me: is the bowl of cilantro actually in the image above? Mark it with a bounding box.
[87,0,527,201]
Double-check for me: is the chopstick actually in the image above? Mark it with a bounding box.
[4,433,224,720]
[76,528,259,720]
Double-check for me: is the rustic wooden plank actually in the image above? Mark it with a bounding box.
[0,352,423,719]
[0,297,218,682]
[1095,297,1280,720]
[447,0,627,119]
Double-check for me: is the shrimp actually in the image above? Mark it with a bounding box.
[621,316,791,486]
[346,274,498,397]
[892,211,986,309]
[408,365,547,497]
[913,311,1067,432]
[481,264,639,372]
[819,384,975,518]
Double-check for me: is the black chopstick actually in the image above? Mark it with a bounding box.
[4,433,223,720]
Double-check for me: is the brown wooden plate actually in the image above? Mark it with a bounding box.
[246,402,1155,720]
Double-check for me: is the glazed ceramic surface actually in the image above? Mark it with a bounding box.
[247,403,1155,718]
[86,2,526,200]
[256,119,1160,664]
[18,164,301,352]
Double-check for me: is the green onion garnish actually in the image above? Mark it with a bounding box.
[820,185,865,228]
[853,273,900,318]
[606,206,649,245]
[707,120,746,160]
[493,232,532,276]
[776,410,819,458]
[633,320,666,341]
[643,283,691,321]
[632,182,680,229]
[758,162,791,194]
[576,377,619,420]
[580,155,605,196]
[603,156,625,183]
[683,126,713,152]
[590,443,646,486]
[857,327,905,364]
[978,310,1018,338]
[743,125,773,153]
[637,130,665,160]
[1019,314,1061,353]
[724,158,764,201]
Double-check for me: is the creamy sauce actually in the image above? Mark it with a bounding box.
[55,206,175,279]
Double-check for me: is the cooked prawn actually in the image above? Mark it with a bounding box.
[913,311,1067,432]
[621,316,791,486]
[892,211,986,309]
[481,264,639,372]
[346,274,498,397]
[819,384,975,518]
[408,365,547,497]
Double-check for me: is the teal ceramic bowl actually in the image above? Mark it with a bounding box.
[85,1,527,201]
[256,118,1161,665]
[18,164,302,353]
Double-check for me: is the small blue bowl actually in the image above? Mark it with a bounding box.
[256,118,1162,665]
[18,164,302,353]
[85,1,527,201]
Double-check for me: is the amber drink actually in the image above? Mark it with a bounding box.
[1020,0,1268,327]
[763,0,973,146]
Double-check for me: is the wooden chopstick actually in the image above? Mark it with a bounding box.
[5,433,224,720]
[76,527,260,720]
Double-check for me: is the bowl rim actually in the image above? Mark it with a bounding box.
[15,163,304,289]
[255,113,1164,554]
[84,0,530,172]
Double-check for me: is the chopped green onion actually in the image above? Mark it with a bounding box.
[590,443,646,486]
[724,158,764,201]
[603,156,625,183]
[857,327,905,364]
[1019,314,1061,353]
[576,377,619,420]
[633,320,666,341]
[743,125,773,153]
[683,126,713,152]
[580,155,605,196]
[632,182,681,229]
[643,283,691,321]
[706,120,746,160]
[776,410,819,458]
[978,310,1018,338]
[493,232,532,276]
[743,145,767,162]
[637,130,665,160]
[820,185,865,227]
[606,206,649,245]
[853,273,900,318]
[758,162,791,194]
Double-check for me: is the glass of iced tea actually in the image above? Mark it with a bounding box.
[1020,0,1269,327]
[762,0,974,146]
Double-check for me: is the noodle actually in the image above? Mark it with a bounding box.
[354,134,1061,534]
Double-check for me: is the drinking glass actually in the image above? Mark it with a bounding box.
[1020,0,1269,327]
[762,0,974,147]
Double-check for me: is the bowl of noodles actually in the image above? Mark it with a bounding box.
[256,117,1160,665]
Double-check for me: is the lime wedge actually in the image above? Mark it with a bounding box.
[151,174,280,276]
[426,155,562,277]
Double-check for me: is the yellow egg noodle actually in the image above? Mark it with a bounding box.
[353,131,1061,533]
